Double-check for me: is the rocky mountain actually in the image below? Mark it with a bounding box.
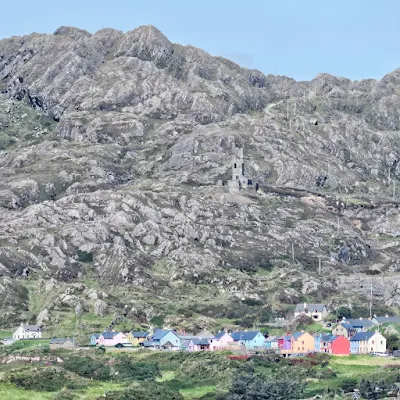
[0,25,400,334]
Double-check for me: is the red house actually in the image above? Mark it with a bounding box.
[320,334,350,355]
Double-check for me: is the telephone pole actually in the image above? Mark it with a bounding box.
[369,284,373,320]
[318,257,322,276]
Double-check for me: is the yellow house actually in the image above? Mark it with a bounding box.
[291,331,315,353]
[127,331,149,346]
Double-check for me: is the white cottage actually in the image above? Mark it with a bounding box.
[13,324,42,340]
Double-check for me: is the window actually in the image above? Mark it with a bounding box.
[234,163,237,168]
[302,341,304,345]
[372,340,374,344]
[236,176,239,180]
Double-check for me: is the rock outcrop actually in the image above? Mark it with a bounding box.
[0,25,399,331]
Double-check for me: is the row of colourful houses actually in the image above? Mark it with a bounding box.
[89,328,387,355]
[90,329,265,351]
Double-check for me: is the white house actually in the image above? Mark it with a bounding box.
[294,303,328,322]
[350,331,386,354]
[13,324,42,340]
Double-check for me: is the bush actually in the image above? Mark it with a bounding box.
[149,315,164,327]
[76,250,93,263]
[341,378,358,392]
[226,373,305,400]
[99,382,184,400]
[114,356,160,381]
[8,368,69,392]
[63,356,111,381]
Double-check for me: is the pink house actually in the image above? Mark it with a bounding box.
[209,332,233,351]
[98,331,128,347]
[188,338,210,352]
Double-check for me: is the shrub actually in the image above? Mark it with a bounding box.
[76,250,93,263]
[63,356,111,381]
[226,373,305,400]
[99,382,184,400]
[114,356,160,381]
[341,378,358,392]
[8,368,69,392]
[149,315,164,327]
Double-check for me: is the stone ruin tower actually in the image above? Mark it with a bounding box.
[227,147,252,191]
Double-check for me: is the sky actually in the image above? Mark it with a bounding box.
[1,0,399,81]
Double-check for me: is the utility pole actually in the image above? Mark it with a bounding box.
[369,284,373,320]
[318,257,322,276]
[291,243,295,261]
[388,167,391,186]
[337,216,340,235]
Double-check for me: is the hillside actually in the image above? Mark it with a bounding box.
[0,25,400,334]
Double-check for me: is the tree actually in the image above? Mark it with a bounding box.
[386,334,400,352]
[337,306,352,319]
[226,373,305,400]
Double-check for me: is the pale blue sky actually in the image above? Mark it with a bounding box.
[1,0,399,81]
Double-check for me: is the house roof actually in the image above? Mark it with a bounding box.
[22,325,41,331]
[152,329,178,341]
[293,332,306,340]
[50,338,73,344]
[350,331,375,341]
[338,323,354,331]
[91,333,100,339]
[295,303,326,312]
[131,331,149,338]
[191,338,210,346]
[230,331,261,341]
[342,319,374,328]
[373,316,400,324]
[283,334,292,341]
[101,331,119,339]
[265,336,276,342]
[321,334,336,343]
[180,340,191,347]
[214,331,228,339]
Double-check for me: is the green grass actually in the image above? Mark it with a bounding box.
[0,330,12,340]
[0,382,55,400]
[180,385,217,400]
[6,339,50,352]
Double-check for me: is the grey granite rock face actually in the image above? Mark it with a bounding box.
[0,25,400,330]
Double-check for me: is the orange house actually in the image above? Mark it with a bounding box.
[291,331,315,353]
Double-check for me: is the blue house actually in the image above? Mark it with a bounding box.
[350,331,374,354]
[143,329,181,350]
[90,333,100,346]
[230,331,265,349]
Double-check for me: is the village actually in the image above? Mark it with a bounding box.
[5,302,400,357]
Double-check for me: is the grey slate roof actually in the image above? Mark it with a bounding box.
[294,304,326,312]
[230,331,261,341]
[151,329,170,340]
[214,331,227,339]
[91,333,100,339]
[292,332,305,340]
[343,319,374,328]
[101,331,119,339]
[131,331,149,338]
[191,338,210,346]
[373,316,400,324]
[265,336,277,342]
[350,331,375,341]
[321,334,336,343]
[50,338,73,344]
[22,325,41,331]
